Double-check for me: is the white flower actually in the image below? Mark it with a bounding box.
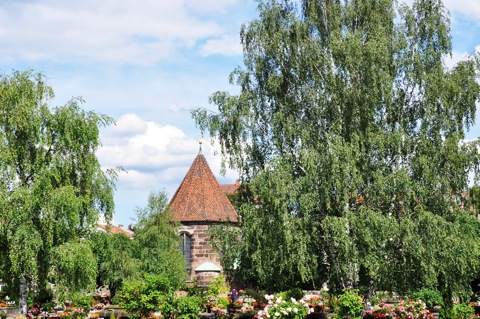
[291,298,297,303]
[293,308,298,313]
[275,312,280,317]
[276,297,283,304]
[287,307,292,312]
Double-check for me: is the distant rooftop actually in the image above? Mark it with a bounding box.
[97,224,133,238]
[220,180,241,195]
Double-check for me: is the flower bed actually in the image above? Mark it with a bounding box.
[363,300,435,319]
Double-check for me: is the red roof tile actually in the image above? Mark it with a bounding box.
[220,180,241,194]
[169,153,238,223]
[97,224,133,238]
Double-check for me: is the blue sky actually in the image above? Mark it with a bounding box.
[1,0,479,227]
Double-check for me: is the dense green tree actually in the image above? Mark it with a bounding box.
[90,231,139,298]
[193,0,480,308]
[114,273,177,319]
[0,70,116,313]
[133,190,187,289]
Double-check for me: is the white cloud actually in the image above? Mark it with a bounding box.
[186,0,239,13]
[444,0,480,20]
[0,0,238,65]
[98,113,238,187]
[199,34,243,57]
[444,45,480,69]
[99,114,239,223]
[99,115,195,169]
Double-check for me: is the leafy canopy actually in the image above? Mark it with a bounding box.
[0,70,116,303]
[133,190,187,289]
[193,0,480,298]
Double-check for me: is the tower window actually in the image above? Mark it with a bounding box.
[179,232,192,271]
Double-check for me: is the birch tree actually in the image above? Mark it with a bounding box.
[0,70,116,312]
[193,0,480,310]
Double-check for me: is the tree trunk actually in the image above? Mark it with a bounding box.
[19,277,27,315]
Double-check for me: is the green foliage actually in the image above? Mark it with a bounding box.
[209,224,242,280]
[186,275,229,309]
[207,275,229,299]
[246,289,268,304]
[52,241,97,293]
[275,288,304,302]
[410,289,443,311]
[334,289,364,319]
[274,291,288,302]
[114,273,176,319]
[285,288,304,301]
[192,0,480,301]
[175,296,202,319]
[90,231,140,298]
[217,297,230,309]
[0,70,117,309]
[133,190,187,289]
[70,292,95,314]
[453,303,474,319]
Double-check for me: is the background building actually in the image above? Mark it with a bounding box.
[169,148,239,285]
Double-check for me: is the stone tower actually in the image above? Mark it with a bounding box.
[169,148,238,285]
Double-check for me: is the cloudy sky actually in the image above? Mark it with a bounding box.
[1,0,479,227]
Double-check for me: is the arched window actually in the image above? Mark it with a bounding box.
[179,232,192,271]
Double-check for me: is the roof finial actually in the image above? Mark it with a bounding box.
[199,139,203,154]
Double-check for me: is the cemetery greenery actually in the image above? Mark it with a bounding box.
[0,71,187,314]
[4,0,480,318]
[193,0,480,318]
[91,190,186,299]
[0,70,117,313]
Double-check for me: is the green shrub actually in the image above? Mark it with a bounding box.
[367,295,379,306]
[410,289,443,311]
[205,275,229,306]
[217,297,230,308]
[334,289,364,319]
[285,288,304,301]
[70,292,95,313]
[275,291,288,301]
[246,289,268,304]
[453,303,474,319]
[114,273,176,319]
[175,296,202,319]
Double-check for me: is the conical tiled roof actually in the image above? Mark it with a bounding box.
[169,153,239,223]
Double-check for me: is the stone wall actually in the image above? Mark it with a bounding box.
[178,224,221,285]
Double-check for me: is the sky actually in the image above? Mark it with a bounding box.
[1,0,479,228]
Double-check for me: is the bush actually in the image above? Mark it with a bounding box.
[410,289,443,311]
[246,289,268,304]
[453,303,474,319]
[175,296,202,319]
[285,288,304,301]
[70,292,95,313]
[334,289,364,319]
[275,291,288,301]
[217,297,230,309]
[114,274,176,319]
